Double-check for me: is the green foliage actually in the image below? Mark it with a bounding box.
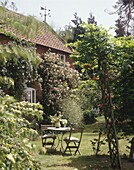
[112,37,134,133]
[58,13,97,43]
[0,43,42,99]
[0,5,40,39]
[58,25,74,43]
[83,110,96,124]
[38,52,80,119]
[0,76,14,92]
[70,23,113,121]
[71,23,112,68]
[9,101,44,130]
[71,23,134,134]
[70,23,133,166]
[78,79,101,111]
[0,95,43,169]
[58,12,84,43]
[61,95,83,127]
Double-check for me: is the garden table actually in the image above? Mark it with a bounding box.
[47,127,71,152]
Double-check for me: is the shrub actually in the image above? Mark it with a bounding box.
[61,96,83,127]
[38,52,80,118]
[83,110,96,124]
[0,43,42,100]
[0,95,43,169]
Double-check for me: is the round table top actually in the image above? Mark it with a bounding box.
[47,127,71,132]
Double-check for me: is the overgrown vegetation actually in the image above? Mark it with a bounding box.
[61,95,83,127]
[70,23,134,168]
[0,43,42,99]
[0,1,134,169]
[0,95,43,169]
[38,52,80,120]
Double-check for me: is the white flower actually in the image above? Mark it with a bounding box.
[61,119,67,125]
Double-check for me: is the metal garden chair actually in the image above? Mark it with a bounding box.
[41,124,57,149]
[63,127,84,155]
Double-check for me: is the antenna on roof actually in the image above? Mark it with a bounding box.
[40,6,51,23]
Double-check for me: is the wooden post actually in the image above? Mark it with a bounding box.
[129,137,134,162]
[99,67,122,169]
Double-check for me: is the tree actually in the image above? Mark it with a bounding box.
[71,12,85,42]
[71,23,123,169]
[113,0,134,36]
[112,36,134,162]
[58,25,74,43]
[58,13,85,43]
[71,22,134,166]
[115,19,126,37]
[58,13,97,43]
[87,13,97,25]
[113,37,134,133]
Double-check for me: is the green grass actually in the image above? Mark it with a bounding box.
[32,116,134,170]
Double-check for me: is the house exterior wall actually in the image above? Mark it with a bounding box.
[36,44,74,68]
[0,34,74,68]
[0,33,75,102]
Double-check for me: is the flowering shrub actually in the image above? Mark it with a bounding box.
[9,101,43,129]
[0,43,42,100]
[0,95,43,169]
[38,52,80,117]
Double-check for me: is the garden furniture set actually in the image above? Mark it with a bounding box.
[41,124,84,155]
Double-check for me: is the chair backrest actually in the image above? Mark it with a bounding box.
[41,124,53,130]
[69,127,84,143]
[40,124,53,135]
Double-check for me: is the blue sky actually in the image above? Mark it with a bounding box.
[8,0,118,33]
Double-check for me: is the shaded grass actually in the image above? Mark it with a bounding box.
[32,116,134,170]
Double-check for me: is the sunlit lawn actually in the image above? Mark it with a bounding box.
[32,116,134,170]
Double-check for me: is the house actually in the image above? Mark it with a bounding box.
[0,6,74,102]
[0,6,73,65]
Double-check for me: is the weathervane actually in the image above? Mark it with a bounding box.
[40,6,51,23]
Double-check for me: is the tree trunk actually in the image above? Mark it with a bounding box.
[129,137,134,162]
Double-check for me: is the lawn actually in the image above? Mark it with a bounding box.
[32,116,134,170]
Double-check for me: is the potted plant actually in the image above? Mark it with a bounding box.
[61,119,68,127]
[50,113,63,128]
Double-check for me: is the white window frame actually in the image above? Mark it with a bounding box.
[24,87,36,103]
[59,54,66,62]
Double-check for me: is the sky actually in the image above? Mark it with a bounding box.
[6,0,118,33]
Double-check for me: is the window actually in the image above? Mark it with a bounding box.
[24,87,36,103]
[59,54,66,62]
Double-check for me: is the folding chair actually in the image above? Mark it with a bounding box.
[41,125,57,149]
[63,127,84,155]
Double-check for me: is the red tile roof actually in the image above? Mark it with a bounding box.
[34,27,72,53]
[0,7,72,54]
